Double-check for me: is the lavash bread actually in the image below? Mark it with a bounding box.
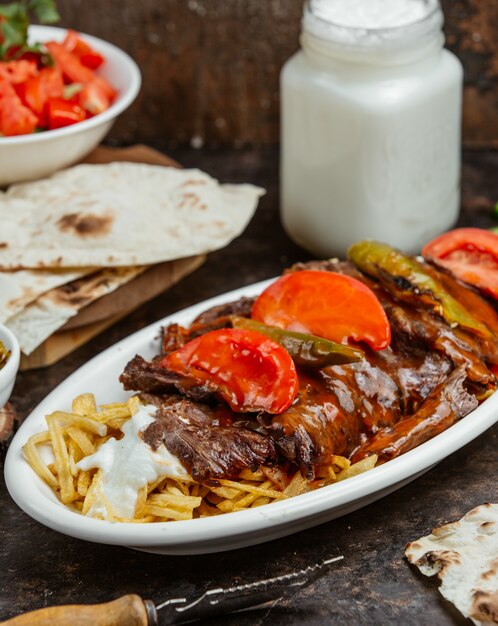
[405,503,498,626]
[6,266,146,355]
[0,163,264,269]
[0,268,90,324]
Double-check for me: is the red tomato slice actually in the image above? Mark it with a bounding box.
[47,98,87,129]
[63,30,105,70]
[161,328,299,414]
[45,41,95,84]
[252,270,391,351]
[422,228,498,300]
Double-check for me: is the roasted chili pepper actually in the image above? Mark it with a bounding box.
[347,241,491,338]
[230,316,364,367]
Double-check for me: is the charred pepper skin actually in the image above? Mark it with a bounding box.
[230,316,364,367]
[347,241,491,339]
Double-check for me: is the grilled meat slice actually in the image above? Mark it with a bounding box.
[141,395,276,481]
[161,297,255,355]
[351,366,479,463]
[120,355,214,403]
[264,368,363,479]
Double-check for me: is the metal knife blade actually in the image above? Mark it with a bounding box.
[147,555,344,624]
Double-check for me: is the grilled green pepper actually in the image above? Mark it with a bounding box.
[231,316,364,367]
[0,341,10,370]
[348,241,491,338]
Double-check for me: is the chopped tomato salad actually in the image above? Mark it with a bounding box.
[252,270,391,351]
[0,30,115,136]
[161,328,299,414]
[423,228,498,301]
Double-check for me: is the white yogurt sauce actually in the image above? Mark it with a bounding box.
[77,404,190,520]
[310,0,437,29]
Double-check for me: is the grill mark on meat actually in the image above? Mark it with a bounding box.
[141,395,276,481]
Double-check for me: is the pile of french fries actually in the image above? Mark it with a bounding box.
[23,393,377,523]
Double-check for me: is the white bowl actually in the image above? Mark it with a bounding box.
[0,25,141,186]
[0,324,20,410]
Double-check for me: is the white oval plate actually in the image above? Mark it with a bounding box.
[5,280,498,555]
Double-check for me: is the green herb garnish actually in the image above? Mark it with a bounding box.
[0,0,60,60]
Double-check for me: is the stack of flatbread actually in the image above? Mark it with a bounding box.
[0,160,264,366]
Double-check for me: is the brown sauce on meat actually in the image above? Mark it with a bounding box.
[122,259,497,482]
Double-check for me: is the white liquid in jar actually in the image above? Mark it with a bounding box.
[281,1,463,257]
[310,0,438,29]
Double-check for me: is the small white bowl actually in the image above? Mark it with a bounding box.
[0,325,20,410]
[0,25,141,186]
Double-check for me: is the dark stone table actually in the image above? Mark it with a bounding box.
[1,147,497,625]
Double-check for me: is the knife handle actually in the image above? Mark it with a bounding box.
[0,594,157,626]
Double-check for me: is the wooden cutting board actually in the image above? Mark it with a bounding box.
[20,145,205,370]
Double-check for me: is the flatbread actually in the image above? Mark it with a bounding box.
[0,163,264,269]
[6,266,146,355]
[405,503,498,626]
[0,268,90,323]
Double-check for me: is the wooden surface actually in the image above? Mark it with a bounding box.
[1,146,497,625]
[52,0,498,148]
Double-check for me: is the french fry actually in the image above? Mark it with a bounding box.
[336,455,378,481]
[72,393,97,416]
[46,415,76,504]
[22,431,58,489]
[66,426,95,457]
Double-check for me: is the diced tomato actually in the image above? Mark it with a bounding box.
[0,60,38,85]
[0,92,38,135]
[16,67,64,124]
[0,79,16,98]
[252,270,391,351]
[79,79,110,115]
[45,41,95,84]
[161,328,299,414]
[89,75,116,102]
[47,98,86,129]
[422,228,498,301]
[63,30,104,70]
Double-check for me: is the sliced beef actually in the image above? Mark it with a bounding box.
[120,355,214,403]
[266,372,362,479]
[141,395,276,481]
[161,297,255,355]
[351,366,478,463]
[190,296,255,327]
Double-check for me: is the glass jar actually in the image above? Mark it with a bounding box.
[280,0,463,257]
